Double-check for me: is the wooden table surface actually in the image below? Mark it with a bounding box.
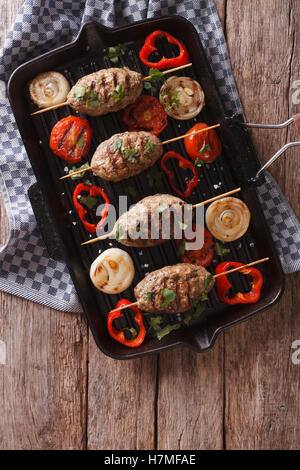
[0,0,299,450]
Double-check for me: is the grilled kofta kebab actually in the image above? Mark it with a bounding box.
[67,68,143,116]
[91,131,163,182]
[136,263,214,315]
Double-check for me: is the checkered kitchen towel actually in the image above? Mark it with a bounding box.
[0,1,299,313]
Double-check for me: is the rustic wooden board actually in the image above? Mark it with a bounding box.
[224,0,300,450]
[0,0,88,450]
[0,0,299,451]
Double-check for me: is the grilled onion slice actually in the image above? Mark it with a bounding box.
[29,71,70,108]
[159,76,205,120]
[205,197,251,242]
[89,248,135,294]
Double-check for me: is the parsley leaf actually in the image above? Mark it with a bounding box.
[148,316,181,341]
[125,185,137,198]
[122,148,138,163]
[199,143,212,154]
[160,288,176,309]
[144,139,155,153]
[73,86,86,99]
[157,204,168,213]
[215,242,230,257]
[145,291,153,302]
[76,137,84,148]
[77,195,98,209]
[176,239,186,257]
[178,221,187,230]
[113,84,125,102]
[143,68,166,95]
[194,158,204,168]
[115,224,126,241]
[108,44,127,64]
[204,274,213,290]
[146,168,164,191]
[69,162,90,180]
[113,137,123,151]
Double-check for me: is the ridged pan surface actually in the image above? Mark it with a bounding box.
[7,17,284,359]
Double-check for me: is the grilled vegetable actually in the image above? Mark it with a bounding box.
[90,248,135,294]
[67,68,143,116]
[73,183,110,232]
[134,263,214,314]
[29,71,70,108]
[175,226,214,267]
[215,261,263,304]
[107,299,146,348]
[123,95,167,136]
[161,151,199,198]
[184,122,222,163]
[205,197,251,242]
[139,30,189,69]
[159,76,205,120]
[91,131,163,182]
[50,116,92,163]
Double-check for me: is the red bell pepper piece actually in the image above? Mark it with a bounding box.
[161,150,199,198]
[107,299,146,348]
[215,261,263,304]
[139,30,189,70]
[73,183,110,233]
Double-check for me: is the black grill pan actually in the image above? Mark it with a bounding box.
[7,17,284,359]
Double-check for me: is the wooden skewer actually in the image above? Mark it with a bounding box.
[81,186,241,246]
[59,123,221,181]
[31,101,68,115]
[31,63,193,116]
[143,62,192,80]
[109,258,270,312]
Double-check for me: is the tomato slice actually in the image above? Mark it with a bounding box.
[50,116,92,163]
[123,95,167,136]
[184,122,222,163]
[175,226,214,268]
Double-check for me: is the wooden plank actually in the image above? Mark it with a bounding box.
[0,0,88,449]
[87,339,157,450]
[224,0,300,450]
[157,344,224,450]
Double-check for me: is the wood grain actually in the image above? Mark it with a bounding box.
[0,0,88,450]
[224,0,300,450]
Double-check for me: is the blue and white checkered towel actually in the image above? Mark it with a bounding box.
[0,0,299,313]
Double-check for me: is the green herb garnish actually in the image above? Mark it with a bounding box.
[113,84,125,102]
[148,316,181,341]
[215,242,230,257]
[160,288,176,309]
[125,185,137,198]
[69,162,90,180]
[176,239,186,257]
[178,221,187,230]
[194,158,204,168]
[124,327,137,339]
[145,291,153,302]
[195,301,206,317]
[108,44,127,64]
[123,148,138,163]
[144,139,155,153]
[143,68,166,95]
[77,194,98,209]
[199,143,212,154]
[143,80,156,95]
[146,168,164,191]
[76,137,84,148]
[204,274,213,290]
[170,89,180,108]
[113,137,123,151]
[157,204,168,213]
[73,86,86,99]
[115,224,126,241]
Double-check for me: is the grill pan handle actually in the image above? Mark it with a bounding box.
[28,183,65,262]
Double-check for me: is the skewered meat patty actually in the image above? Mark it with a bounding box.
[135,263,214,314]
[91,131,163,182]
[116,194,191,247]
[67,68,143,116]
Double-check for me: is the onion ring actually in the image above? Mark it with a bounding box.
[205,197,251,242]
[159,76,205,120]
[89,248,135,294]
[29,71,70,108]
